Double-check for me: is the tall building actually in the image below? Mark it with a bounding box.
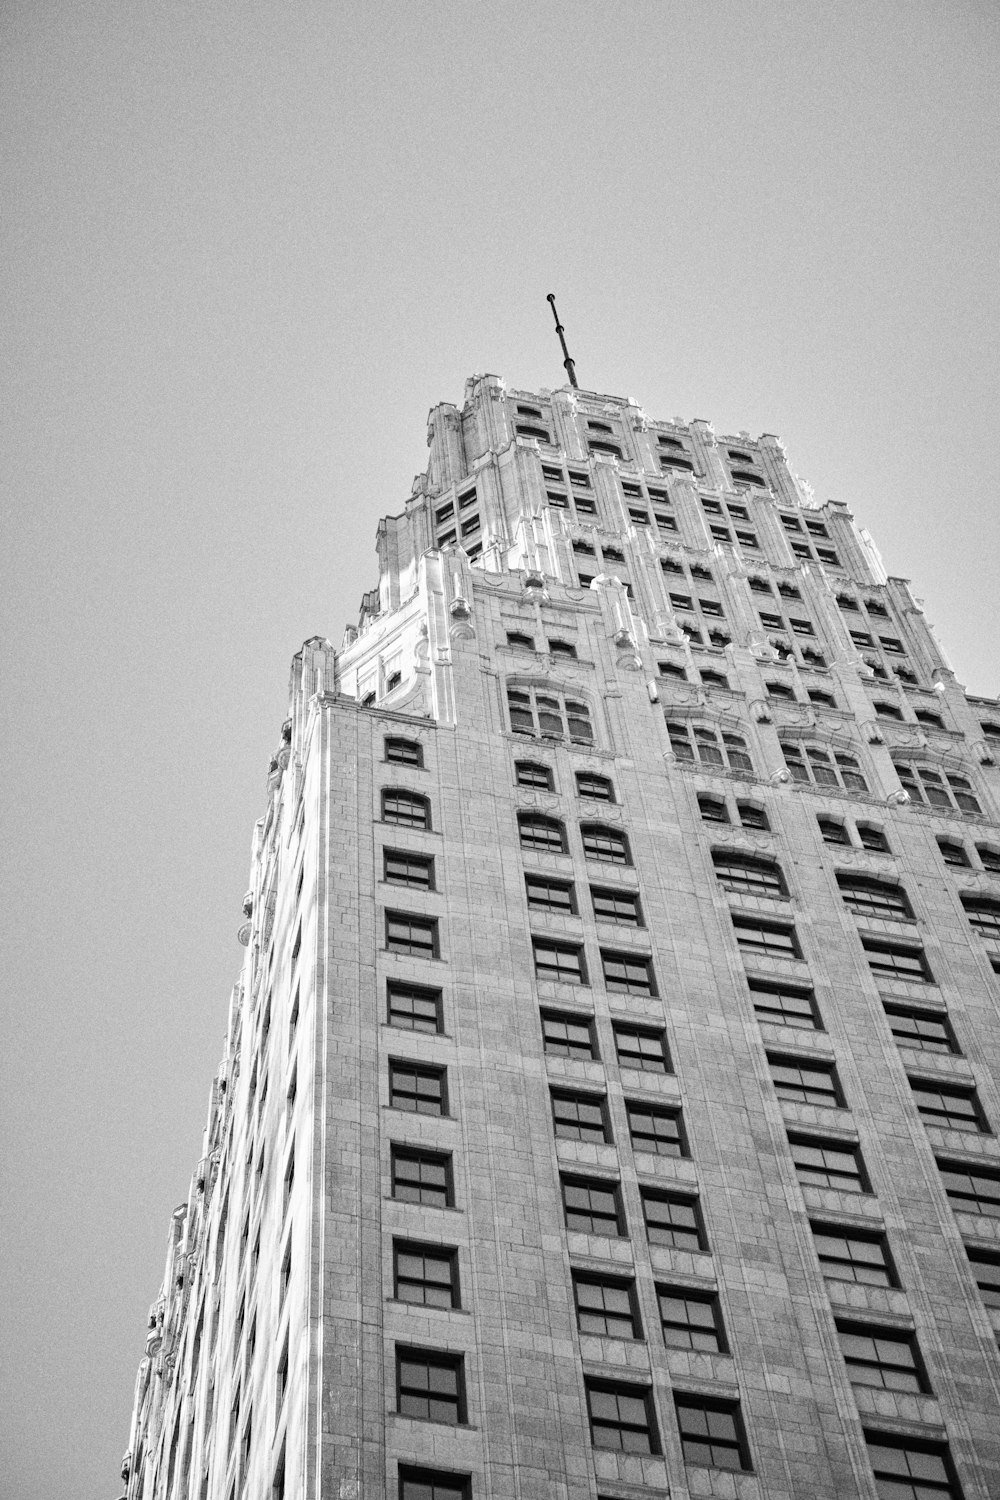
[123,373,1000,1500]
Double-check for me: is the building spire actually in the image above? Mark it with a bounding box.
[546,293,579,389]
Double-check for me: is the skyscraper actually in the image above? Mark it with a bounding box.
[123,372,1000,1500]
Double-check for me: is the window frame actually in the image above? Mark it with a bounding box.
[861,936,933,983]
[585,1379,659,1455]
[910,1079,988,1134]
[550,1088,612,1144]
[613,1023,672,1074]
[385,910,439,960]
[524,873,577,915]
[732,914,802,959]
[393,1241,460,1309]
[398,1467,471,1500]
[626,1100,687,1157]
[789,1133,869,1194]
[387,980,443,1034]
[385,737,424,768]
[517,811,567,855]
[572,1273,642,1339]
[390,1146,454,1208]
[641,1188,708,1252]
[601,949,657,996]
[532,937,587,985]
[382,788,431,830]
[540,1008,597,1060]
[576,771,615,803]
[864,1434,961,1500]
[674,1395,752,1472]
[712,850,787,898]
[388,1059,448,1117]
[837,873,913,921]
[811,1224,897,1287]
[395,1346,466,1425]
[561,1173,625,1236]
[836,1321,929,1395]
[581,823,632,866]
[657,1286,727,1353]
[383,848,435,890]
[883,1002,958,1055]
[768,1053,844,1108]
[515,760,554,791]
[748,977,821,1030]
[590,886,643,925]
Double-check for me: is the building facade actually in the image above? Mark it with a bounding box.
[123,374,1000,1500]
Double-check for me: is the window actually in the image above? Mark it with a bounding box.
[390,1147,453,1207]
[769,1055,843,1108]
[627,1102,686,1156]
[732,915,801,959]
[666,721,754,775]
[614,1023,671,1073]
[576,772,614,802]
[883,1003,957,1055]
[865,1435,961,1500]
[541,1010,596,1059]
[698,793,729,823]
[875,700,904,721]
[748,978,820,1029]
[384,850,434,890]
[386,912,438,959]
[525,874,576,914]
[507,685,594,744]
[581,824,631,865]
[515,760,553,790]
[812,1225,896,1286]
[389,1061,447,1116]
[658,658,686,678]
[591,886,643,925]
[658,1288,725,1351]
[516,422,550,442]
[700,669,728,688]
[837,1322,927,1393]
[916,709,945,729]
[712,851,786,897]
[967,1246,1000,1307]
[549,638,577,659]
[767,679,796,700]
[978,843,1000,872]
[602,950,656,995]
[674,1396,751,1471]
[573,539,596,557]
[857,823,890,852]
[533,938,586,984]
[819,815,850,845]
[809,688,838,709]
[790,1134,868,1193]
[738,801,769,830]
[911,1081,987,1134]
[573,1274,641,1338]
[382,789,430,829]
[506,631,535,650]
[837,874,913,920]
[385,737,423,768]
[518,812,567,854]
[561,1174,624,1235]
[396,1348,465,1424]
[603,546,625,564]
[862,936,932,982]
[939,1159,1000,1217]
[937,837,969,867]
[586,1380,658,1453]
[782,742,868,793]
[894,761,982,814]
[641,1189,706,1251]
[961,894,1000,937]
[387,981,442,1034]
[394,1243,459,1308]
[398,1467,470,1500]
[551,1089,610,1143]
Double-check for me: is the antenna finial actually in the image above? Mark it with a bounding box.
[546,293,579,389]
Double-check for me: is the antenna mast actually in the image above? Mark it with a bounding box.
[546,293,579,389]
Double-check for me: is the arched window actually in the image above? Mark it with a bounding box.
[730,469,766,487]
[589,440,623,459]
[837,875,912,920]
[894,762,982,815]
[712,851,786,897]
[915,710,945,730]
[382,789,431,829]
[581,824,631,866]
[960,895,1000,938]
[875,702,903,721]
[385,737,423,768]
[576,772,614,803]
[937,837,969,868]
[666,721,754,776]
[515,761,554,791]
[977,844,1000,873]
[660,454,694,472]
[698,794,729,824]
[857,823,890,853]
[516,423,551,442]
[518,812,567,854]
[507,684,593,745]
[781,742,868,794]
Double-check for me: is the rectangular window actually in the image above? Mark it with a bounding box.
[790,1134,868,1193]
[732,915,801,959]
[396,1348,465,1424]
[769,1055,843,1108]
[626,1102,686,1157]
[390,1147,453,1207]
[613,1023,671,1073]
[551,1089,611,1143]
[384,850,435,890]
[748,978,820,1030]
[884,1003,957,1054]
[658,1288,726,1352]
[641,1189,706,1251]
[387,981,442,1033]
[911,1081,987,1134]
[386,912,439,959]
[967,1246,1000,1307]
[939,1159,1000,1217]
[533,938,586,984]
[837,875,912,920]
[585,1380,658,1454]
[389,1061,447,1116]
[812,1225,896,1286]
[837,1322,927,1393]
[591,887,643,925]
[865,1436,961,1500]
[573,1274,641,1338]
[674,1396,751,1471]
[601,950,656,996]
[541,1010,597,1059]
[561,1174,624,1236]
[393,1242,459,1308]
[525,874,576,914]
[862,937,932,982]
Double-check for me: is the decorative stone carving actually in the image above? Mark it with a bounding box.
[449,596,470,621]
[769,768,790,784]
[861,721,884,744]
[237,921,251,947]
[241,892,253,918]
[887,789,910,806]
[749,699,771,723]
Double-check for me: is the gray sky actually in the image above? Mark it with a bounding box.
[2,2,998,1494]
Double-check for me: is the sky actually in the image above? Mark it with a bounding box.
[2,1,998,1494]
